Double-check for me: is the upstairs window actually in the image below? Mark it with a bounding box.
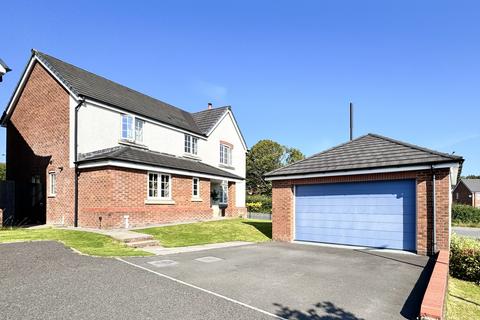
[184,134,198,155]
[220,143,232,165]
[122,114,144,143]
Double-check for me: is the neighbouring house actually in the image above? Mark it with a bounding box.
[1,49,247,228]
[265,134,463,255]
[453,178,480,208]
[0,58,11,82]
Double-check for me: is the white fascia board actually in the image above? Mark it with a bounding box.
[265,162,461,181]
[207,110,248,151]
[84,98,207,140]
[3,55,79,125]
[78,159,243,182]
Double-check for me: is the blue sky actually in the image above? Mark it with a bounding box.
[1,1,479,174]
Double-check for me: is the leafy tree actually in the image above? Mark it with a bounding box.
[246,140,305,196]
[464,175,480,179]
[0,163,5,180]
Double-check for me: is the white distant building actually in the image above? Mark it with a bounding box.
[0,59,11,82]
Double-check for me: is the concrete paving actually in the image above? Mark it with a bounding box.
[142,241,252,255]
[127,242,432,319]
[453,226,480,239]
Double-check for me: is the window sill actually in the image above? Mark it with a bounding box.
[47,195,56,198]
[183,153,201,160]
[219,164,235,170]
[119,139,149,149]
[191,198,203,202]
[144,199,175,205]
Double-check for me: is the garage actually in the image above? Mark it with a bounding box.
[294,180,416,250]
[265,133,463,255]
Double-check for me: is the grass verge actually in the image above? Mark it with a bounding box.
[452,222,480,228]
[0,228,152,257]
[136,218,272,247]
[447,277,480,319]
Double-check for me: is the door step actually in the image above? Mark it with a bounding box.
[125,239,160,248]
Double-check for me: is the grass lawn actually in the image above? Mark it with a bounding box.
[0,228,151,257]
[447,277,480,319]
[137,218,272,247]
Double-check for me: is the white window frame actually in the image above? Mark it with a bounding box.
[147,172,172,200]
[48,171,57,197]
[192,177,200,198]
[220,144,232,166]
[220,180,228,204]
[122,114,144,143]
[184,134,198,155]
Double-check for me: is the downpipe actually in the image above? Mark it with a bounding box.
[74,98,85,227]
[431,165,437,255]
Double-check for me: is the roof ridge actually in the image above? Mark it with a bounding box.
[266,134,370,176]
[33,50,202,133]
[367,133,462,161]
[191,106,230,115]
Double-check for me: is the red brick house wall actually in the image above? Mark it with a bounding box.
[78,166,243,228]
[453,181,474,206]
[6,61,245,228]
[6,62,74,225]
[271,169,451,255]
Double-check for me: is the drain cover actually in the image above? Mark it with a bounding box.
[148,260,178,267]
[195,256,224,263]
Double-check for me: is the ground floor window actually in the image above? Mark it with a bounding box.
[220,180,228,204]
[48,172,57,197]
[148,172,171,199]
[192,177,200,198]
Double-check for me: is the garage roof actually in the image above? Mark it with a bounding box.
[265,133,463,178]
[460,179,480,192]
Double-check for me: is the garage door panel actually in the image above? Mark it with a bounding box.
[294,213,416,224]
[295,233,407,250]
[295,180,416,251]
[295,220,415,232]
[296,204,409,215]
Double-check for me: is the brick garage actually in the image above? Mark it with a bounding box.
[266,134,463,255]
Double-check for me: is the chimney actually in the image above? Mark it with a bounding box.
[208,102,213,110]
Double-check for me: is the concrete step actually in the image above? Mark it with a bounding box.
[125,239,160,248]
[122,234,155,243]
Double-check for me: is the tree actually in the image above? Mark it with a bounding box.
[464,175,480,179]
[246,140,305,196]
[0,163,5,180]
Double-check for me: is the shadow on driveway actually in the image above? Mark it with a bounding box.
[274,301,365,320]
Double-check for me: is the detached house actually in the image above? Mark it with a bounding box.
[1,50,247,228]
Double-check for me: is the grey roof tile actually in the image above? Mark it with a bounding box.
[78,146,243,180]
[265,133,463,177]
[191,107,229,134]
[34,50,204,135]
[461,179,480,192]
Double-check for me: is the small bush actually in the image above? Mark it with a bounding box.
[450,234,480,284]
[246,195,272,213]
[452,204,480,226]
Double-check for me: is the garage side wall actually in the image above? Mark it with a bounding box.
[271,169,451,255]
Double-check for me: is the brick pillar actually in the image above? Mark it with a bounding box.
[272,180,294,241]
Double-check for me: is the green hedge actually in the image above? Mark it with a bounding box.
[450,234,480,284]
[452,204,480,226]
[246,195,272,213]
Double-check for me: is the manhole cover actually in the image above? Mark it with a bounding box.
[148,260,178,267]
[195,256,224,263]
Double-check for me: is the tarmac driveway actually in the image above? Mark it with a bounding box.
[0,241,432,320]
[125,242,432,319]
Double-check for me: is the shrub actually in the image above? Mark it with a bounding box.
[246,195,272,213]
[452,204,480,226]
[449,234,480,284]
